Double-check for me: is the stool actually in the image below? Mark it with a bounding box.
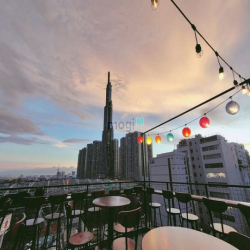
[203,197,236,238]
[176,192,199,230]
[66,203,93,250]
[134,186,143,204]
[67,191,88,239]
[87,190,105,244]
[146,187,162,228]
[23,196,45,250]
[238,203,250,229]
[123,188,133,196]
[162,190,181,226]
[43,194,67,250]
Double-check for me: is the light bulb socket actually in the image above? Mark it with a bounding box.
[233,80,238,86]
[195,44,202,53]
[219,66,224,74]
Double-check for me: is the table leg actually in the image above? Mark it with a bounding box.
[108,208,114,249]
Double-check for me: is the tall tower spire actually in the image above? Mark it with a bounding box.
[101,72,114,178]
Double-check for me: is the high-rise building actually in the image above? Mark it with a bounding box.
[92,140,102,179]
[119,137,127,179]
[101,72,114,179]
[113,139,119,178]
[77,147,87,178]
[119,132,153,180]
[176,134,250,233]
[86,143,93,179]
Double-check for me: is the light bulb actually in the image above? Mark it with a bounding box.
[242,86,247,94]
[219,66,224,80]
[247,88,250,96]
[151,0,158,11]
[195,44,204,58]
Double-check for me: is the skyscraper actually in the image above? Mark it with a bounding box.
[101,72,114,179]
[119,131,153,180]
[77,147,87,178]
[91,140,102,179]
[113,139,119,178]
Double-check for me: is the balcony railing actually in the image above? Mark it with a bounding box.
[0,180,249,249]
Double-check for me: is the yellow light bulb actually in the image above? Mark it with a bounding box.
[151,0,158,11]
[219,72,224,80]
[242,87,247,94]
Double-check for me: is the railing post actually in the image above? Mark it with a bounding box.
[205,184,209,198]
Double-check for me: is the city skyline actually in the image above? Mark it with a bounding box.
[1,1,250,171]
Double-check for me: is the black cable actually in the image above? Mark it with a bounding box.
[142,79,249,135]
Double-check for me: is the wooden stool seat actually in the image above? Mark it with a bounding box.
[25,218,44,226]
[45,212,64,220]
[149,202,161,208]
[112,237,136,250]
[166,208,180,214]
[71,209,84,217]
[69,231,94,246]
[181,213,199,221]
[88,207,101,212]
[212,223,237,234]
[114,223,134,233]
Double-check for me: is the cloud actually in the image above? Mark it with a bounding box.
[0,135,46,145]
[63,138,91,143]
[0,109,42,136]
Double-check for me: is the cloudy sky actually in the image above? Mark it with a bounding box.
[0,0,250,171]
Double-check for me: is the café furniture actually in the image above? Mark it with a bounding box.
[142,226,237,250]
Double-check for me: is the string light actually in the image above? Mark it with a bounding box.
[146,137,152,145]
[182,127,191,138]
[166,133,174,142]
[225,99,240,115]
[215,52,224,80]
[191,24,203,58]
[151,0,159,11]
[199,116,210,128]
[242,86,247,94]
[138,136,143,144]
[155,135,161,143]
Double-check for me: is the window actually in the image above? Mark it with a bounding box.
[207,172,226,178]
[203,154,221,160]
[189,142,192,146]
[190,149,193,153]
[191,157,194,161]
[200,173,202,177]
[202,145,219,151]
[193,165,195,169]
[194,173,197,177]
[205,163,223,168]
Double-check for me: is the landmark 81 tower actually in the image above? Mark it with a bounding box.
[101,72,114,178]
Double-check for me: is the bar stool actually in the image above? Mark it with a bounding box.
[43,194,67,250]
[175,192,199,230]
[203,197,236,237]
[228,231,250,250]
[109,189,121,196]
[146,187,162,228]
[112,207,141,250]
[0,197,12,229]
[66,203,93,250]
[133,186,143,203]
[23,196,45,250]
[238,203,250,229]
[87,190,105,244]
[123,188,133,196]
[162,190,181,226]
[9,213,26,250]
[67,191,88,239]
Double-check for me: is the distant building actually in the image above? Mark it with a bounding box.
[86,143,93,179]
[101,72,115,179]
[77,147,87,178]
[119,132,153,180]
[91,140,102,178]
[113,139,119,178]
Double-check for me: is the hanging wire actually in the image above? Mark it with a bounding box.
[170,0,246,81]
[148,88,242,136]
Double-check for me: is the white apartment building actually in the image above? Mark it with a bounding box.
[149,151,189,225]
[176,134,250,234]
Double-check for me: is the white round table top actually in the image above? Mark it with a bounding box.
[92,196,130,208]
[142,227,237,250]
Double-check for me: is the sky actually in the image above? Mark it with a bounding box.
[0,0,250,172]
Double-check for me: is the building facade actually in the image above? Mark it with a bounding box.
[101,72,115,179]
[77,147,87,179]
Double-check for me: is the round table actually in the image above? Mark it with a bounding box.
[92,196,130,247]
[142,227,237,250]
